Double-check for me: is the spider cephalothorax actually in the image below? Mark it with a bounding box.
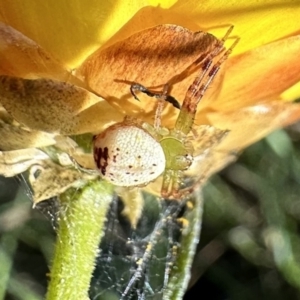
[93,26,238,199]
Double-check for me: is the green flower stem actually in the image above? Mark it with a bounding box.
[46,180,114,300]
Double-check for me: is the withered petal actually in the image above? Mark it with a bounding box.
[0,76,123,135]
[0,121,56,151]
[77,24,224,125]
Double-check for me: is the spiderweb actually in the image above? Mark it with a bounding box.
[30,175,199,300]
[90,193,185,300]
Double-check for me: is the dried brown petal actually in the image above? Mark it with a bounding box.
[0,120,56,150]
[29,161,97,203]
[0,148,48,176]
[0,76,123,134]
[77,24,223,125]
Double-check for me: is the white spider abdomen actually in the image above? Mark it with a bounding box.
[93,123,166,186]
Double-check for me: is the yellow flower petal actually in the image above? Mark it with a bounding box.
[281,81,300,101]
[169,0,300,55]
[0,0,155,68]
[88,1,300,58]
[0,0,298,69]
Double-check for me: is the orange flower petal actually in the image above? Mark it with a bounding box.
[211,35,300,112]
[208,101,300,151]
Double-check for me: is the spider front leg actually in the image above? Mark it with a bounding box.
[131,83,178,130]
[161,29,239,199]
[175,32,240,136]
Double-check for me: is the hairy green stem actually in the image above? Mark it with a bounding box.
[46,180,113,300]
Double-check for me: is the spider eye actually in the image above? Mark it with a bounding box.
[93,123,166,186]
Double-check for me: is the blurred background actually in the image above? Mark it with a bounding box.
[1,124,300,300]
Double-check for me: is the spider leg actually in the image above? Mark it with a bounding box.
[121,200,185,298]
[178,26,234,112]
[162,169,184,198]
[130,83,181,109]
[161,28,238,199]
[68,154,99,176]
[175,28,239,136]
[121,209,168,298]
[191,37,239,109]
[154,84,169,129]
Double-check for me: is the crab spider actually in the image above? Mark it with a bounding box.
[93,26,239,199]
